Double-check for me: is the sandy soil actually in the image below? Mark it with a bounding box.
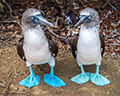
[0,38,120,96]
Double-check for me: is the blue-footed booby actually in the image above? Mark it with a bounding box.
[17,8,65,88]
[71,8,110,86]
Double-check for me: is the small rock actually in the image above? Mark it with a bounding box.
[108,58,110,60]
[11,34,16,38]
[61,32,66,36]
[14,31,19,34]
[20,9,23,11]
[31,2,34,4]
[2,81,8,85]
[2,26,6,30]
[7,24,14,29]
[16,35,23,38]
[111,23,118,28]
[1,36,5,40]
[10,84,18,90]
[67,33,70,36]
[61,58,64,60]
[46,11,51,16]
[15,16,19,19]
[0,83,5,87]
[72,3,80,10]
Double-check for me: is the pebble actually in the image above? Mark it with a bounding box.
[11,34,16,38]
[16,34,23,38]
[111,22,118,28]
[2,26,6,30]
[10,84,18,90]
[61,58,64,60]
[20,9,23,11]
[7,24,14,29]
[0,83,5,87]
[1,36,5,40]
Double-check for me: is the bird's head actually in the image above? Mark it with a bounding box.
[73,8,99,29]
[22,8,56,28]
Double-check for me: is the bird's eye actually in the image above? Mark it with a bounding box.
[30,16,35,20]
[88,16,91,19]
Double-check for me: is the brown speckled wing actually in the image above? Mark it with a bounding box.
[17,37,26,61]
[100,33,105,57]
[71,34,79,59]
[44,31,58,57]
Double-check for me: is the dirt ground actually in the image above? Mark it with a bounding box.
[0,38,120,96]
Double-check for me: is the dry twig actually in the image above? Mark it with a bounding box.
[2,41,16,52]
[0,91,29,94]
[0,20,22,27]
[46,27,71,50]
[7,71,13,78]
[2,0,22,27]
[0,83,5,87]
[4,82,11,96]
[3,0,17,17]
[107,2,118,11]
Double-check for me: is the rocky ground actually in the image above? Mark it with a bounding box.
[0,38,120,96]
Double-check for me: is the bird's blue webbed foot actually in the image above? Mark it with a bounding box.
[44,66,66,88]
[71,65,90,84]
[18,65,40,88]
[90,65,110,86]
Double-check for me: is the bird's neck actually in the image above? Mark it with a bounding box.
[22,24,44,36]
[81,23,99,30]
[79,24,100,41]
[22,24,46,44]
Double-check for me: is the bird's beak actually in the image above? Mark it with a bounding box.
[73,16,87,29]
[31,14,56,28]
